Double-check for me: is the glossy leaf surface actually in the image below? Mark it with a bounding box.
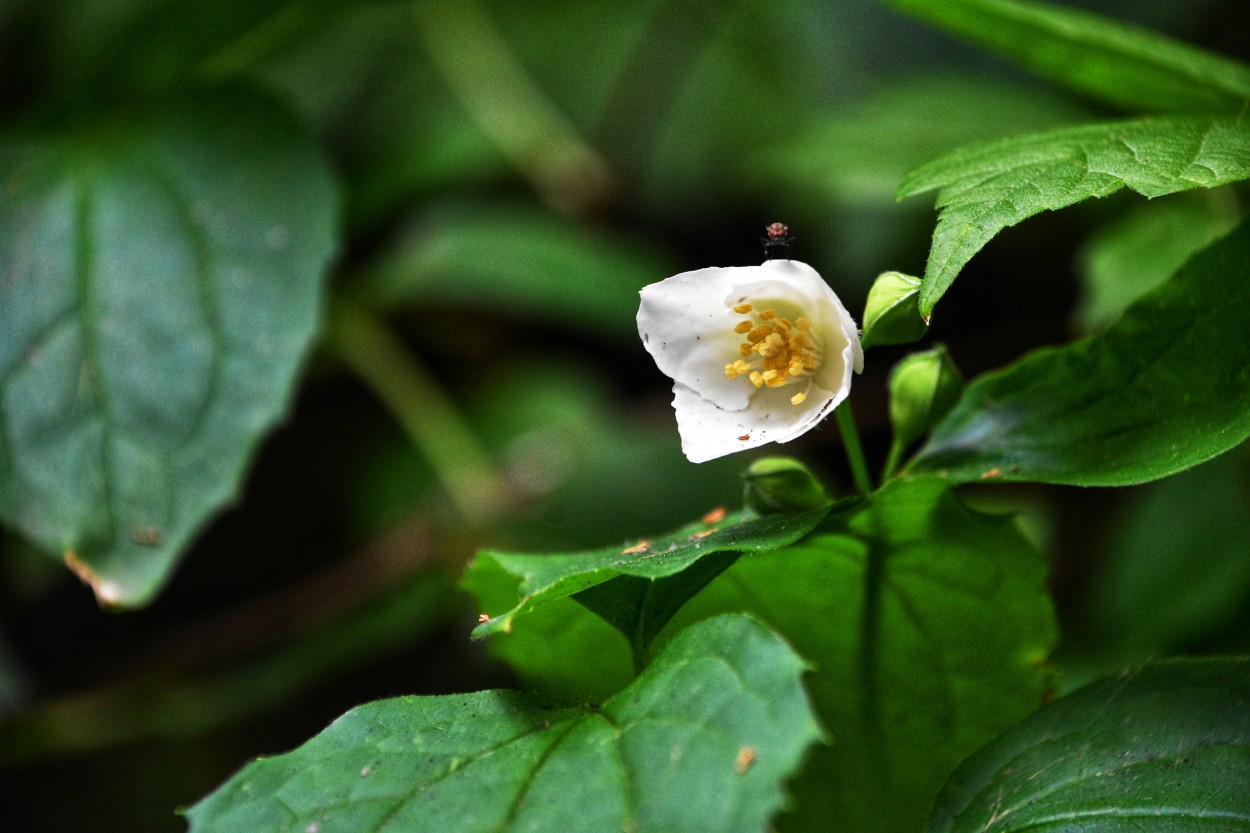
[910,219,1250,486]
[931,658,1250,833]
[186,614,823,833]
[671,476,1057,833]
[898,115,1250,314]
[469,503,832,643]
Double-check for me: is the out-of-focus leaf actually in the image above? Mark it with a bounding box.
[185,614,823,833]
[898,115,1250,316]
[910,218,1250,486]
[772,74,1090,207]
[469,503,831,641]
[357,203,674,342]
[1075,191,1240,331]
[930,658,1250,833]
[1064,452,1250,677]
[674,476,1056,833]
[885,0,1250,114]
[0,93,338,606]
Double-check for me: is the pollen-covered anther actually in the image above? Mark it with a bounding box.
[724,299,824,404]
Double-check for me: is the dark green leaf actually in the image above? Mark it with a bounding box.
[1075,191,1240,331]
[885,0,1250,114]
[185,614,823,833]
[898,115,1250,315]
[1064,452,1250,677]
[470,503,832,641]
[771,73,1090,207]
[910,218,1250,486]
[572,552,739,670]
[673,476,1056,833]
[930,658,1250,833]
[0,94,338,606]
[357,202,673,342]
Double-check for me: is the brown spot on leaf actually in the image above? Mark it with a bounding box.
[702,506,727,524]
[735,746,757,774]
[621,540,650,554]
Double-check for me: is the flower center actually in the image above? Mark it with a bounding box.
[723,302,822,405]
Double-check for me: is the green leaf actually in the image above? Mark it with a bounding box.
[909,218,1250,486]
[898,115,1250,315]
[884,0,1250,114]
[0,94,338,607]
[357,201,674,342]
[1063,452,1250,678]
[674,476,1056,833]
[470,503,833,644]
[1075,192,1240,331]
[184,614,824,833]
[930,657,1250,833]
[771,73,1091,207]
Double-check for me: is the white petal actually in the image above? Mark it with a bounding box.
[638,266,755,411]
[672,379,850,463]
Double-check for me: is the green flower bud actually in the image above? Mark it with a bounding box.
[886,346,963,475]
[742,456,829,514]
[861,271,928,349]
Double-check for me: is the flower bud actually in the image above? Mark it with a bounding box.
[742,456,829,514]
[887,345,962,469]
[861,271,928,349]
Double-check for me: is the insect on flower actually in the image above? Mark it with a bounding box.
[761,222,794,260]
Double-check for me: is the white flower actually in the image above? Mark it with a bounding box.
[637,259,863,463]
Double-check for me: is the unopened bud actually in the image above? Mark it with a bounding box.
[742,457,829,514]
[862,271,928,349]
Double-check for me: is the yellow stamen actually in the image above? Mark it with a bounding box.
[724,298,823,405]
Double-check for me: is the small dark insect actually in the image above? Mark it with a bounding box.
[761,222,794,260]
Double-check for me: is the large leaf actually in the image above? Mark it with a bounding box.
[885,0,1250,114]
[184,614,823,833]
[897,115,1250,315]
[671,476,1057,833]
[1063,452,1250,681]
[0,94,338,606]
[909,218,1250,486]
[470,503,832,645]
[930,658,1250,833]
[1075,192,1239,331]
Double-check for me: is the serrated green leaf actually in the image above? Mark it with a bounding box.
[930,658,1250,833]
[674,476,1057,833]
[0,95,338,607]
[910,217,1250,486]
[184,614,824,833]
[469,503,833,642]
[885,0,1250,114]
[898,115,1250,315]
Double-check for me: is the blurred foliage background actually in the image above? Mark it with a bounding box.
[1,0,1249,830]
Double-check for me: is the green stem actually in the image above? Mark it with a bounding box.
[198,2,315,81]
[411,0,614,215]
[835,400,874,495]
[323,299,508,524]
[881,440,905,484]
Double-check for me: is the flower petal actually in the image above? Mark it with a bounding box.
[672,378,850,463]
[637,266,755,411]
